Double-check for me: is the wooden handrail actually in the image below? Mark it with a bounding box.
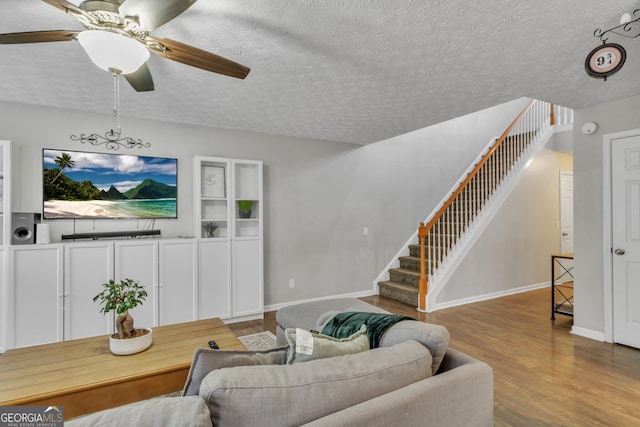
[417,99,539,311]
[422,99,536,234]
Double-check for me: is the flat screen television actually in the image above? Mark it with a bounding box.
[43,149,177,220]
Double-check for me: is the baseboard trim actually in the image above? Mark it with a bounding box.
[221,313,263,324]
[431,281,549,312]
[570,326,606,342]
[265,289,377,313]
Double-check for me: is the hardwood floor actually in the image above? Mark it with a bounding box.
[228,288,640,426]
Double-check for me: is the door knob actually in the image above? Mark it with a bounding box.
[614,248,626,255]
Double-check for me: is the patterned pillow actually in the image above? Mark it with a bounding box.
[284,325,369,364]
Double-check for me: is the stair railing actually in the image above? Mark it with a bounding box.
[417,99,560,311]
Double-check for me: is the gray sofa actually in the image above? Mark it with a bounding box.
[68,298,493,427]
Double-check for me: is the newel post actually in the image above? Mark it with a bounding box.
[550,103,556,126]
[418,222,428,312]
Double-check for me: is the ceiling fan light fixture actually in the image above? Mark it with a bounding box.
[78,30,149,75]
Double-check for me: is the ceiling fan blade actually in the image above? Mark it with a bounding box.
[0,30,79,44]
[124,63,155,92]
[119,0,198,31]
[148,37,250,79]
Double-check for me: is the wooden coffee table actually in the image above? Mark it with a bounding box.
[0,318,245,419]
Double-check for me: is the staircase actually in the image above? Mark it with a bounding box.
[377,100,572,309]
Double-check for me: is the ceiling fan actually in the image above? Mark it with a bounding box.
[0,0,251,92]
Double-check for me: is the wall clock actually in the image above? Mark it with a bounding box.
[585,43,626,81]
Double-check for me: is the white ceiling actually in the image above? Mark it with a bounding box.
[1,0,639,145]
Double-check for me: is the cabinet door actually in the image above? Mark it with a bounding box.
[0,248,5,353]
[232,239,262,317]
[115,241,159,328]
[0,140,10,247]
[64,242,114,340]
[11,246,63,348]
[158,240,196,325]
[198,239,231,319]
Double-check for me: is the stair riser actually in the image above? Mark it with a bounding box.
[399,257,439,273]
[378,283,418,307]
[389,269,420,287]
[409,239,459,254]
[408,246,449,258]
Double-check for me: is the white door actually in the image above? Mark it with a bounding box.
[612,135,640,349]
[560,171,574,254]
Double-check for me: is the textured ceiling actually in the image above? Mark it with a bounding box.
[1,0,639,145]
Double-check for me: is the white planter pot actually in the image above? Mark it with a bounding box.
[109,328,153,356]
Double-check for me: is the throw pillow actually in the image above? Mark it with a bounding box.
[379,321,450,375]
[182,346,288,396]
[284,325,369,364]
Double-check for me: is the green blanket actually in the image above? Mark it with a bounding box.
[321,312,414,348]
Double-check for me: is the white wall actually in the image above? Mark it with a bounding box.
[0,97,528,308]
[573,94,640,338]
[438,141,573,303]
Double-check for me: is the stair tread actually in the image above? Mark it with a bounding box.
[400,255,432,260]
[389,267,421,276]
[378,281,418,294]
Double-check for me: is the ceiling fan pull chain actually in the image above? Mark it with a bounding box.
[112,69,121,136]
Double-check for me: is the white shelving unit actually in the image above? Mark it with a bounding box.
[194,156,263,321]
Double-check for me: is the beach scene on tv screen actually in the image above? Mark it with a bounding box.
[43,149,177,219]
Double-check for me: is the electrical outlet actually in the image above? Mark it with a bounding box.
[289,279,295,288]
[363,227,369,236]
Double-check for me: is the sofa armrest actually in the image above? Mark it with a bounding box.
[437,347,480,373]
[303,347,493,427]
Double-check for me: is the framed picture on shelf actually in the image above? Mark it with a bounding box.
[202,166,225,198]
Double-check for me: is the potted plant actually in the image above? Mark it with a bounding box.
[93,278,152,355]
[237,200,254,218]
[203,221,218,238]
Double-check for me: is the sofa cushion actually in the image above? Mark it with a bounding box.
[199,339,432,427]
[65,396,212,427]
[182,346,288,396]
[379,320,450,375]
[284,325,369,364]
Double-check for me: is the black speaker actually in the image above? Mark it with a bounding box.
[12,212,41,245]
